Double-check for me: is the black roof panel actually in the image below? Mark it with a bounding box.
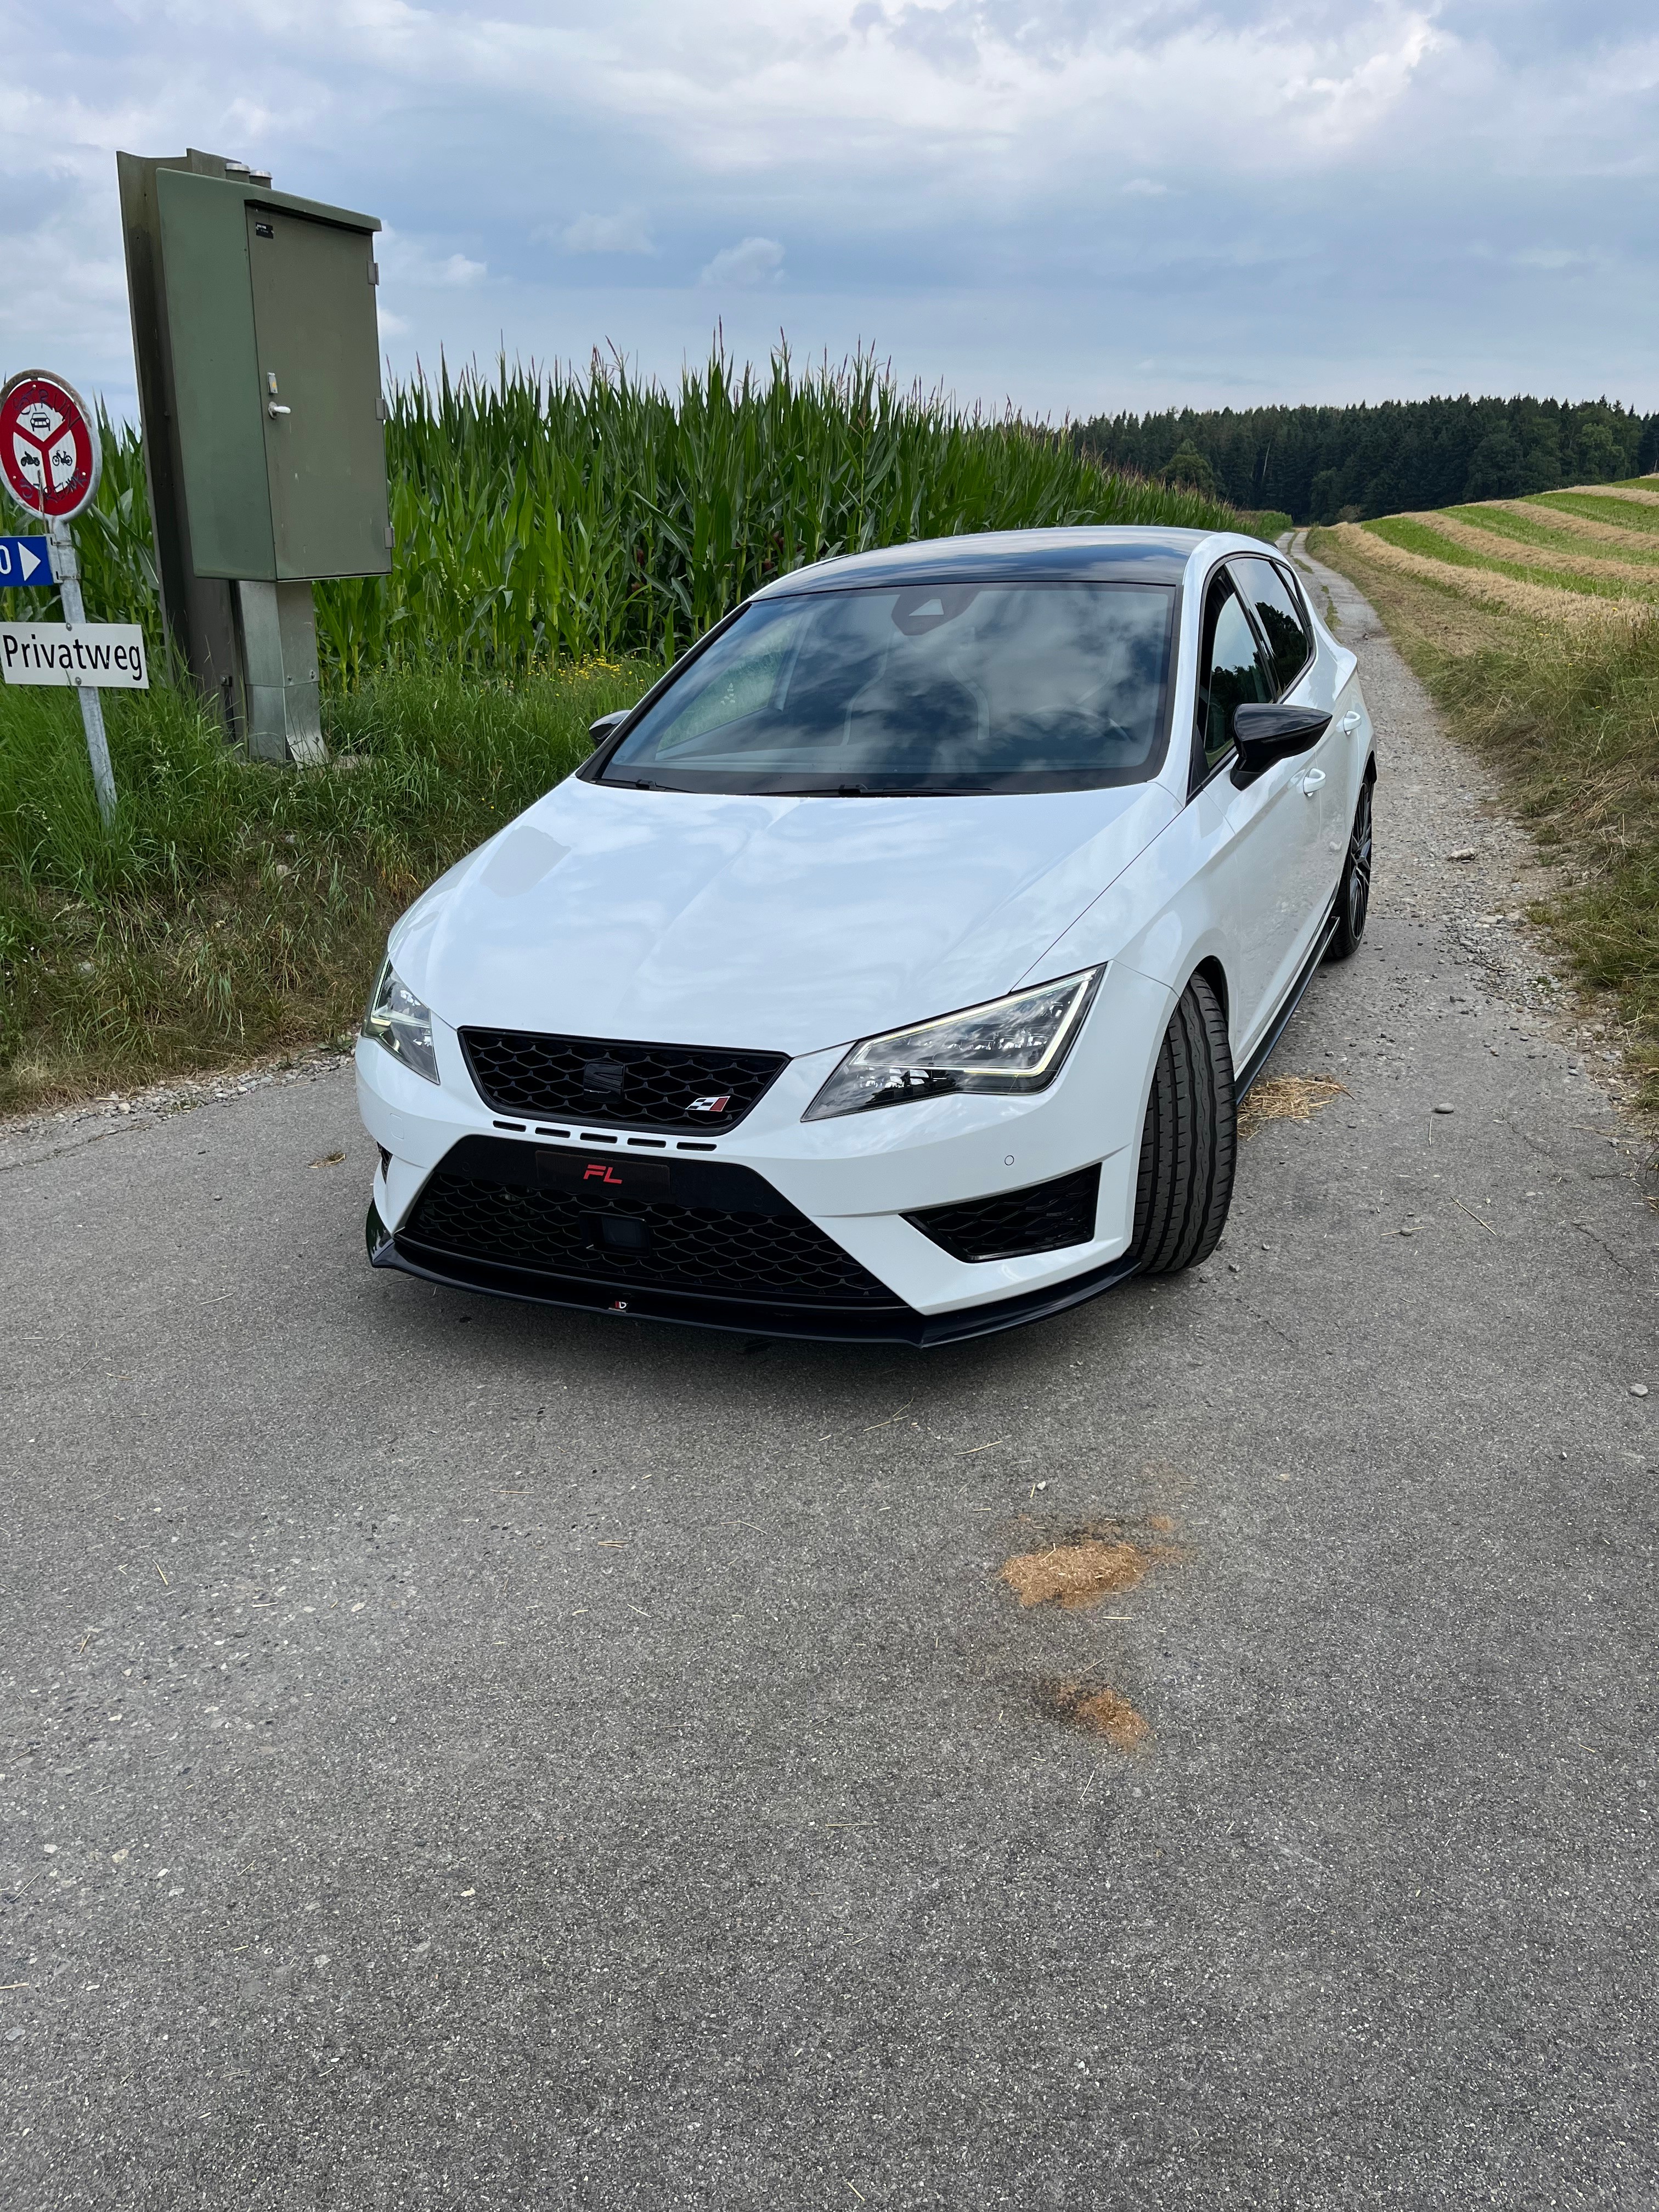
[753,527,1215,597]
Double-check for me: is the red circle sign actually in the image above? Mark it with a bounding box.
[0,370,100,521]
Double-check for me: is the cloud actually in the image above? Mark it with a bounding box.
[699,235,785,288]
[0,1,1656,424]
[377,230,488,287]
[1511,247,1595,270]
[562,211,656,254]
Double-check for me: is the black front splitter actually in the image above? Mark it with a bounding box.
[366,1206,1142,1348]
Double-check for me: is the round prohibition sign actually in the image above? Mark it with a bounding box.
[0,369,101,522]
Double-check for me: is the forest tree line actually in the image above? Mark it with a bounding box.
[1072,394,1659,522]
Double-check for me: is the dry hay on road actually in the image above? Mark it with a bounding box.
[1000,1533,1175,1611]
[1040,1680,1152,1750]
[1238,1072,1347,1139]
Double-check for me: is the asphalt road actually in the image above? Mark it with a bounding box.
[4,556,1656,2209]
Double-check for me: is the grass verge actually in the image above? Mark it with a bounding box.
[0,659,651,1116]
[1309,526,1659,1113]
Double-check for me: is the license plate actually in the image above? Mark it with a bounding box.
[536,1150,670,1199]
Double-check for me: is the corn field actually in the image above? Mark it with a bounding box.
[64,348,1239,683]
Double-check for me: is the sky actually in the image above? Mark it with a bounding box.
[2,0,1656,426]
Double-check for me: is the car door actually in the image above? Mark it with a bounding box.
[1186,563,1315,1057]
[1228,554,1344,931]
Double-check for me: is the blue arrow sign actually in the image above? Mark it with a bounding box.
[0,535,52,588]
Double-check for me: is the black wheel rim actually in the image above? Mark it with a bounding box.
[1346,781,1373,938]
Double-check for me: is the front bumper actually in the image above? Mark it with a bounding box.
[354,961,1173,1338]
[365,1195,1139,1345]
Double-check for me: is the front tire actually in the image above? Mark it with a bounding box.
[1325,771,1374,962]
[1129,973,1236,1276]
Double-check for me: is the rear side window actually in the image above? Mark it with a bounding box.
[1194,572,1274,786]
[1230,557,1312,696]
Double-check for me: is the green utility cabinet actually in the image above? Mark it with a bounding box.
[119,148,391,761]
[156,170,390,582]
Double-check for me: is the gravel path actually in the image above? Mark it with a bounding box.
[2,560,1655,2209]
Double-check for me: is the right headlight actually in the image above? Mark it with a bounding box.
[804,967,1103,1122]
[362,957,440,1085]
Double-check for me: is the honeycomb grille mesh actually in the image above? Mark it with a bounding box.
[908,1164,1101,1263]
[460,1029,787,1133]
[404,1170,897,1306]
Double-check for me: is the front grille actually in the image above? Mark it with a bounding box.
[460,1028,788,1134]
[908,1164,1101,1264]
[400,1137,898,1308]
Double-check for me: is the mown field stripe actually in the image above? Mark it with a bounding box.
[1363,516,1658,601]
[1424,511,1659,586]
[1452,503,1659,565]
[1533,492,1659,536]
[1332,523,1641,628]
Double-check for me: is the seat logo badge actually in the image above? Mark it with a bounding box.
[688,1093,731,1115]
[583,1163,624,1184]
[582,1057,627,1096]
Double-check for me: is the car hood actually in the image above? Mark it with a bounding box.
[392,775,1177,1056]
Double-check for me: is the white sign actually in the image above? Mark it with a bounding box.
[1,622,149,689]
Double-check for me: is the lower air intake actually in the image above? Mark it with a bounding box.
[907,1164,1101,1263]
[400,1136,899,1309]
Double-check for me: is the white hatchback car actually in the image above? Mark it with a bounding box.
[357,528,1373,1344]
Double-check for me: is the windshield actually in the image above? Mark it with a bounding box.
[597,580,1177,795]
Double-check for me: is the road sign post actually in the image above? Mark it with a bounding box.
[0,370,118,823]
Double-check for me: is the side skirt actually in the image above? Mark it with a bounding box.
[1234,901,1341,1101]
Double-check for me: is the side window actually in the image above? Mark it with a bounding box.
[1193,571,1273,787]
[1231,557,1313,697]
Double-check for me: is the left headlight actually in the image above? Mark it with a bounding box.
[362,957,440,1086]
[804,967,1103,1122]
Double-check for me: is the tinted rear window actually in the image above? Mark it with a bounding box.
[598,581,1177,795]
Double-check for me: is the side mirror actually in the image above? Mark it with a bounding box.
[1231,702,1331,787]
[588,709,633,752]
